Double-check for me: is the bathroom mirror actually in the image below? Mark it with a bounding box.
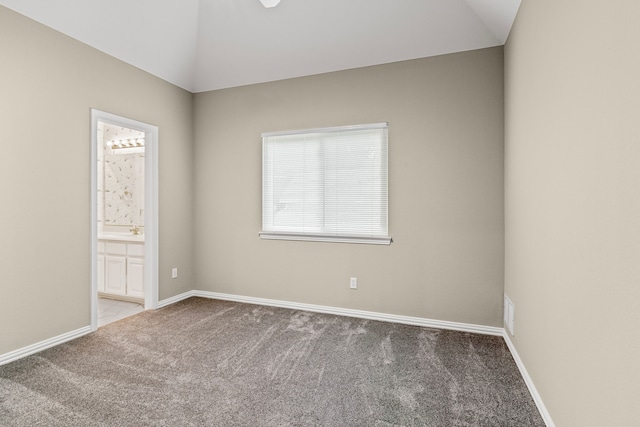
[97,122,145,228]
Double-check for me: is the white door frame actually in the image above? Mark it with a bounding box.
[90,109,159,331]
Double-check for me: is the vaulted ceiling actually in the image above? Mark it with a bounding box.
[0,0,521,93]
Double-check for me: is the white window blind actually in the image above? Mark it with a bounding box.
[261,123,390,245]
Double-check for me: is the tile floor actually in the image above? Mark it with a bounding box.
[98,298,144,327]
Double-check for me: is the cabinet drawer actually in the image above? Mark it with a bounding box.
[105,242,127,256]
[127,243,145,257]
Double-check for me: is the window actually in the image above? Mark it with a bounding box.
[260,123,390,245]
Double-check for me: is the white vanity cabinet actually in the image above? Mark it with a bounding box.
[98,238,144,301]
[126,242,145,298]
[104,242,127,296]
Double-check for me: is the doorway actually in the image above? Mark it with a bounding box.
[90,110,158,331]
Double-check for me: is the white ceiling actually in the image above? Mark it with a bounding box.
[0,0,521,93]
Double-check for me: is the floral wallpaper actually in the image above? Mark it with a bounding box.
[98,122,145,226]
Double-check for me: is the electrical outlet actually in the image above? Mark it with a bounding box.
[172,268,178,279]
[350,277,358,289]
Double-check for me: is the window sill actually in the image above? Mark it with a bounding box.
[259,232,392,245]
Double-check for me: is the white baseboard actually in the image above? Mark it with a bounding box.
[157,290,196,308]
[503,331,555,427]
[0,326,92,367]
[192,290,504,336]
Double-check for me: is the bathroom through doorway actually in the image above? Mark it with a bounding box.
[90,110,158,331]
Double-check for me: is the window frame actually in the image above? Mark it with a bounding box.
[260,123,391,245]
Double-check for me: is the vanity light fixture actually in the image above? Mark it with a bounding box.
[107,138,145,154]
[259,0,280,8]
[108,138,145,150]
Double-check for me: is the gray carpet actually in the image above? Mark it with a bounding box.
[0,298,545,426]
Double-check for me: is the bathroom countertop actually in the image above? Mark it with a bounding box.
[98,232,145,243]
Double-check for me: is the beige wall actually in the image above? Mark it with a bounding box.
[193,48,505,326]
[0,6,194,354]
[505,0,640,425]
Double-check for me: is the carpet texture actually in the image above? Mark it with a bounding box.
[0,298,545,426]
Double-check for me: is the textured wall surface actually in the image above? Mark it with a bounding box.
[505,0,640,425]
[101,122,145,227]
[194,47,505,327]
